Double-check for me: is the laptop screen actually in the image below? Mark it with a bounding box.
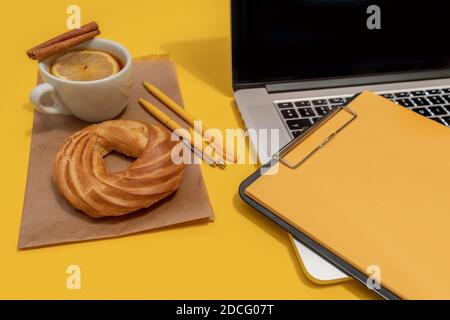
[232,0,450,88]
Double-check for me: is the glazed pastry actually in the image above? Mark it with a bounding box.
[53,120,185,218]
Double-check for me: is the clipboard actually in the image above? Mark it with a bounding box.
[239,91,450,300]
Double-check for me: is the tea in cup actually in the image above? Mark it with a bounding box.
[30,38,132,122]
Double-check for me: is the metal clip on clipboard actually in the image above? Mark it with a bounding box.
[274,106,357,169]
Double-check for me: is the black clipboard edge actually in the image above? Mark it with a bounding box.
[238,167,400,300]
[238,90,403,301]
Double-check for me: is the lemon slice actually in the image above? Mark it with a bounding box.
[51,50,120,81]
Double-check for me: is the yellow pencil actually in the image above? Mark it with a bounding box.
[143,82,237,163]
[139,98,226,168]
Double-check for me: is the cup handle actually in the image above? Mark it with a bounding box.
[29,83,71,115]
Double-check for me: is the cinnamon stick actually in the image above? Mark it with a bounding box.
[27,21,100,61]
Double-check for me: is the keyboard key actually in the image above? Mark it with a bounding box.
[430,117,447,125]
[396,98,414,108]
[444,105,450,113]
[426,89,441,95]
[411,90,426,96]
[412,97,430,106]
[328,98,345,104]
[442,116,450,125]
[298,107,315,117]
[277,102,293,109]
[315,106,330,116]
[443,95,450,103]
[291,130,303,138]
[442,88,450,93]
[286,118,312,131]
[312,99,327,106]
[429,106,447,116]
[412,108,432,117]
[380,93,394,99]
[295,100,311,107]
[312,117,321,123]
[427,96,446,105]
[395,92,410,98]
[280,109,298,119]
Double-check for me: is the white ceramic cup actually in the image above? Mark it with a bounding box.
[30,38,132,122]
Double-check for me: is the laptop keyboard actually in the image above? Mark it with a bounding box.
[275,87,450,138]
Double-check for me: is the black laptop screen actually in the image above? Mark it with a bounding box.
[232,0,450,87]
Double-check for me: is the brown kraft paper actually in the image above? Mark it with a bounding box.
[18,55,214,249]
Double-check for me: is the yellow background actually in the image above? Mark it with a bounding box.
[0,0,374,299]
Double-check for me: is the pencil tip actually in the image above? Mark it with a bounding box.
[217,160,226,169]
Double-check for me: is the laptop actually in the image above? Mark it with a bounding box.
[232,0,450,282]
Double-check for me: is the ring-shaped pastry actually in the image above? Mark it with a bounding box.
[53,120,185,218]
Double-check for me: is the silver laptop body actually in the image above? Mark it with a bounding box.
[232,0,450,281]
